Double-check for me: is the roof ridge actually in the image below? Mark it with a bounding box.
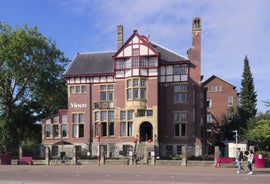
[76,51,116,55]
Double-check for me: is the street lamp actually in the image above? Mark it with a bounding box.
[233,130,238,157]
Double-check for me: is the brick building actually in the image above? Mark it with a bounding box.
[41,18,207,158]
[202,75,238,138]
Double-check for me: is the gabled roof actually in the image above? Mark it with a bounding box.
[64,31,189,77]
[150,41,188,63]
[202,75,236,89]
[114,30,159,57]
[63,51,115,77]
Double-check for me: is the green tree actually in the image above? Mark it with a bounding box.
[0,23,69,151]
[245,111,270,151]
[238,55,257,133]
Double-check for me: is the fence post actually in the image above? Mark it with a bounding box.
[100,146,105,165]
[45,147,50,165]
[181,146,187,166]
[214,146,219,167]
[72,146,77,165]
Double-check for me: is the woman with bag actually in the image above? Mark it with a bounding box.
[244,150,254,175]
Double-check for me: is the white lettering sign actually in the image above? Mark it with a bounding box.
[70,103,87,108]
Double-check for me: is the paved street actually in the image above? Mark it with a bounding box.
[0,165,269,184]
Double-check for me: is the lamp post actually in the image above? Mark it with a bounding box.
[233,130,238,157]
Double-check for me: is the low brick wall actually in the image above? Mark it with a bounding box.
[156,160,181,166]
[187,160,214,167]
[156,160,215,167]
[105,159,129,166]
[77,159,98,166]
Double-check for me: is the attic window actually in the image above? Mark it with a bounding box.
[132,49,139,56]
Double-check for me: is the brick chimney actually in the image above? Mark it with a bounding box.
[188,17,201,84]
[188,18,203,156]
[117,25,123,49]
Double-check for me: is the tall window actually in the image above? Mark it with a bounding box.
[207,99,212,108]
[52,116,59,138]
[126,58,132,68]
[62,124,67,138]
[177,145,182,155]
[127,78,146,100]
[53,125,59,138]
[207,113,212,123]
[132,57,139,68]
[207,129,212,137]
[174,84,187,103]
[61,114,67,138]
[140,57,147,68]
[166,145,173,156]
[45,124,51,138]
[174,112,187,137]
[72,113,84,138]
[120,110,133,137]
[228,96,233,106]
[100,85,114,101]
[95,110,115,137]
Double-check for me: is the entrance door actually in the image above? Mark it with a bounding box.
[139,122,153,142]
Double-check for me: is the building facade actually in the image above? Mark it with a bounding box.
[41,18,207,159]
[202,75,238,140]
[202,75,238,123]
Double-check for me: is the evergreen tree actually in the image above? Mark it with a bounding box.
[238,55,257,132]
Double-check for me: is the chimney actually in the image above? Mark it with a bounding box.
[117,25,123,49]
[192,17,201,31]
[188,17,201,84]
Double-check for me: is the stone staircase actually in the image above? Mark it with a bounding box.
[135,142,155,165]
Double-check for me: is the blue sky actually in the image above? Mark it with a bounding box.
[1,0,270,113]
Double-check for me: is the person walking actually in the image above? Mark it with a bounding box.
[244,150,254,175]
[236,148,244,174]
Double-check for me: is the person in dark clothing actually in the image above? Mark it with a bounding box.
[236,148,244,174]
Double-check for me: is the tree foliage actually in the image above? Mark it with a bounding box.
[238,55,257,133]
[245,111,270,151]
[209,112,241,145]
[0,23,69,151]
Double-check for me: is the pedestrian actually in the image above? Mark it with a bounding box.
[244,150,254,175]
[235,148,244,174]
